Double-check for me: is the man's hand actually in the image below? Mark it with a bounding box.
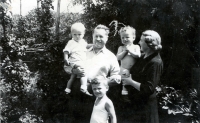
[72,66,85,77]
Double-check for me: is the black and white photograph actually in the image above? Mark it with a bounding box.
[0,0,200,122]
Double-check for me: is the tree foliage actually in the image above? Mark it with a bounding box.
[82,0,200,89]
[0,1,44,122]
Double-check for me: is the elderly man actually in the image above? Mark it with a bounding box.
[67,24,121,123]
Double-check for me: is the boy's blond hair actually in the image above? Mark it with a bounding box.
[71,22,86,32]
[118,26,136,36]
[91,76,108,88]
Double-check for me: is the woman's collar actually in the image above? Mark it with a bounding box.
[143,52,158,60]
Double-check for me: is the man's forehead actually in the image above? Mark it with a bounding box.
[94,28,106,33]
[92,84,104,88]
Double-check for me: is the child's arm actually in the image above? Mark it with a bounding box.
[105,100,117,123]
[63,51,70,65]
[116,46,128,60]
[127,45,141,58]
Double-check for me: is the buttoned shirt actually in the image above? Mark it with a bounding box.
[85,46,121,83]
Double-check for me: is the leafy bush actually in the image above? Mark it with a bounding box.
[19,111,43,123]
[0,57,43,122]
[1,1,44,122]
[156,85,200,123]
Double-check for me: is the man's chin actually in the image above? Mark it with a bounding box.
[94,45,103,49]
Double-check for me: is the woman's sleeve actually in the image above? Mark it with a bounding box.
[140,61,163,96]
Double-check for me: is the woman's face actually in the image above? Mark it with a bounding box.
[139,35,149,52]
[92,29,108,49]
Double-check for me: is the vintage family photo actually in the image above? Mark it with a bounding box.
[0,0,200,122]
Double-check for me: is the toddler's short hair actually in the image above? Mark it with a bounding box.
[118,26,136,36]
[94,24,110,36]
[71,22,86,32]
[91,76,108,88]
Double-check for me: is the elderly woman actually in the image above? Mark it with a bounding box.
[122,30,163,123]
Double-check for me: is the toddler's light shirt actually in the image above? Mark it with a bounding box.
[63,39,88,63]
[85,46,120,83]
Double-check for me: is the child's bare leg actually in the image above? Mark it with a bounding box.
[122,85,128,95]
[121,69,130,95]
[80,76,92,96]
[65,74,76,94]
[121,79,131,103]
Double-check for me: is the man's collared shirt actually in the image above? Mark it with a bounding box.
[85,46,121,83]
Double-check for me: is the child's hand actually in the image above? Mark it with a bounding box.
[126,45,141,58]
[108,76,121,84]
[64,59,70,66]
[124,46,129,52]
[126,45,135,53]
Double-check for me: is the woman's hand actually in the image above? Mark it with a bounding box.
[121,76,132,85]
[122,75,141,91]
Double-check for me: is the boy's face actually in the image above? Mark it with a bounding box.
[92,29,108,49]
[92,84,108,98]
[71,29,85,42]
[120,31,135,46]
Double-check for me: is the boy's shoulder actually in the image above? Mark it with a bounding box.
[104,97,113,105]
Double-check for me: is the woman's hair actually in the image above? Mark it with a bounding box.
[93,24,110,36]
[91,76,108,88]
[142,30,162,51]
[71,22,86,32]
[118,26,136,36]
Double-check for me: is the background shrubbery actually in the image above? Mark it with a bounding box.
[0,0,200,122]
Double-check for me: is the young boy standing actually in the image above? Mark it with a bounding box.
[116,26,141,101]
[63,22,92,96]
[90,76,117,123]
